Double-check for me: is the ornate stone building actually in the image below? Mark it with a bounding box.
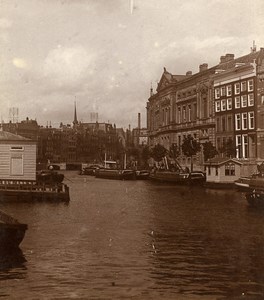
[147,65,217,169]
[146,47,264,169]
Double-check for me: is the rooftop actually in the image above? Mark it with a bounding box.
[0,131,31,141]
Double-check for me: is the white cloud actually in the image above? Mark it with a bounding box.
[12,58,28,69]
[43,45,95,86]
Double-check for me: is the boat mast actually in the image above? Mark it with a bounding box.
[124,153,127,169]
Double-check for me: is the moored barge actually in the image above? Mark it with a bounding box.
[0,179,70,202]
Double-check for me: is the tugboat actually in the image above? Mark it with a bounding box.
[236,162,264,192]
[0,210,28,251]
[79,164,104,176]
[95,159,135,180]
[149,157,205,185]
[36,166,64,184]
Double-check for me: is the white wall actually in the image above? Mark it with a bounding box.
[0,142,36,180]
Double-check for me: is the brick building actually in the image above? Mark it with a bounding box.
[147,47,264,170]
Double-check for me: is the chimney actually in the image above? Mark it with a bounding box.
[138,113,141,130]
[199,63,208,72]
[225,53,235,62]
[186,71,192,76]
[220,56,226,64]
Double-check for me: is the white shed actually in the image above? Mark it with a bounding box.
[0,131,37,181]
[204,158,243,184]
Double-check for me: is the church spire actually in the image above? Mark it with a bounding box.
[73,101,78,125]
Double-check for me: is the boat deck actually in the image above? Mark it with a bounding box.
[0,179,70,202]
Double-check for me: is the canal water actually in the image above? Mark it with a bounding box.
[0,171,264,299]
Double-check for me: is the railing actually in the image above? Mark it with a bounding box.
[0,179,69,194]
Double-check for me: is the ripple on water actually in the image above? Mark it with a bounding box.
[0,173,264,299]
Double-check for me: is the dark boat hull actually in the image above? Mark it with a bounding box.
[0,223,28,250]
[149,171,205,185]
[245,177,264,208]
[0,210,28,250]
[135,171,150,180]
[0,180,70,202]
[36,171,64,183]
[246,191,264,208]
[149,171,189,183]
[95,169,135,180]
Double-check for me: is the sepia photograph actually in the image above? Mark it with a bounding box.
[0,0,264,299]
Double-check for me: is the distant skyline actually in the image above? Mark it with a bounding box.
[0,0,263,129]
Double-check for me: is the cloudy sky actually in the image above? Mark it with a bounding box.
[0,0,263,128]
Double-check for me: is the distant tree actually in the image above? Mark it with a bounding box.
[141,146,151,168]
[127,146,140,159]
[181,135,201,171]
[203,141,218,162]
[222,138,237,158]
[151,144,168,162]
[169,143,180,159]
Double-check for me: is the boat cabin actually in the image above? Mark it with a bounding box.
[104,160,118,169]
[0,131,37,181]
[204,158,243,184]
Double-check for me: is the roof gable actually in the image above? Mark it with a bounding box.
[156,67,186,92]
[0,131,31,141]
[204,158,243,166]
[156,68,172,92]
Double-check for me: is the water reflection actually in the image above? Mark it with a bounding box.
[145,184,264,298]
[0,175,264,299]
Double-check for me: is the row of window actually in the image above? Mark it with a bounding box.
[177,104,197,123]
[208,163,236,176]
[215,79,254,99]
[215,94,254,112]
[216,116,233,132]
[235,112,254,131]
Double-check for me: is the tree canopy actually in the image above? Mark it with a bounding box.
[181,135,201,157]
[150,144,168,162]
[223,138,237,158]
[203,141,218,161]
[169,143,180,159]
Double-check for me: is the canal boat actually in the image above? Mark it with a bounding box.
[188,171,206,185]
[94,159,136,180]
[149,169,206,185]
[36,169,64,184]
[245,177,264,208]
[0,210,28,251]
[149,169,190,183]
[234,177,251,192]
[245,177,264,207]
[0,179,70,202]
[135,170,150,180]
[95,168,135,180]
[79,164,102,176]
[236,162,264,192]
